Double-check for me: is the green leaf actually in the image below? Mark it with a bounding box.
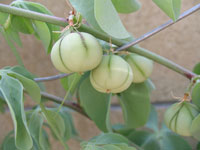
[111,0,141,13]
[69,0,103,32]
[112,124,135,137]
[145,79,156,92]
[0,12,9,25]
[146,105,158,131]
[61,109,79,137]
[0,91,6,113]
[120,83,151,128]
[191,114,200,140]
[87,133,129,145]
[4,24,22,47]
[33,20,51,53]
[159,131,192,150]
[94,0,130,39]
[0,74,33,150]
[8,65,46,91]
[21,1,60,42]
[0,98,5,113]
[19,0,60,48]
[102,144,121,150]
[0,27,24,66]
[28,109,50,150]
[60,73,81,95]
[81,133,136,150]
[11,0,60,52]
[81,143,136,150]
[81,145,102,150]
[79,77,112,132]
[128,130,192,150]
[28,110,43,150]
[41,107,65,138]
[193,63,200,75]
[128,130,160,150]
[192,82,200,108]
[40,105,68,149]
[1,132,18,150]
[39,129,51,150]
[197,142,200,150]
[115,144,137,150]
[11,16,34,34]
[6,71,41,103]
[59,111,74,141]
[8,66,34,79]
[153,0,181,21]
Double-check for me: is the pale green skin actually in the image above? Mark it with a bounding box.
[164,102,199,136]
[125,54,153,83]
[90,55,133,93]
[51,32,103,73]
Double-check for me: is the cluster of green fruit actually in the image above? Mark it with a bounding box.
[50,32,153,93]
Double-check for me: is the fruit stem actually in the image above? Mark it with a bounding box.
[185,75,200,96]
[57,73,78,112]
[0,3,197,80]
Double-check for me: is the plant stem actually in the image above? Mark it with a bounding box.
[0,26,24,67]
[40,91,89,118]
[0,4,196,79]
[57,73,78,112]
[0,4,68,27]
[185,75,200,94]
[34,73,72,82]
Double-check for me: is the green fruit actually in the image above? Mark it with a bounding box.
[164,102,199,136]
[90,55,133,93]
[125,54,153,83]
[51,32,103,73]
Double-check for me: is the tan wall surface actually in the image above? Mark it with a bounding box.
[0,0,200,149]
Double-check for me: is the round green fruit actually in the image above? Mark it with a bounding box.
[125,54,153,83]
[51,32,103,73]
[164,102,199,136]
[90,55,133,93]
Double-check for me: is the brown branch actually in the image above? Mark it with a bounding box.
[40,91,89,118]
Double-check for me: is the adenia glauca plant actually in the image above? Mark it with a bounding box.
[0,0,200,150]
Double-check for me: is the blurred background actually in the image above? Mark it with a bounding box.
[0,0,200,149]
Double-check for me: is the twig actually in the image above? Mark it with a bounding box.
[40,91,89,118]
[115,3,200,52]
[34,73,72,82]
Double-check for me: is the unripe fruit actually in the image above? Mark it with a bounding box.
[125,54,153,83]
[90,55,133,93]
[51,32,102,73]
[164,102,199,136]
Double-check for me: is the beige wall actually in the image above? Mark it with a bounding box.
[0,0,200,149]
